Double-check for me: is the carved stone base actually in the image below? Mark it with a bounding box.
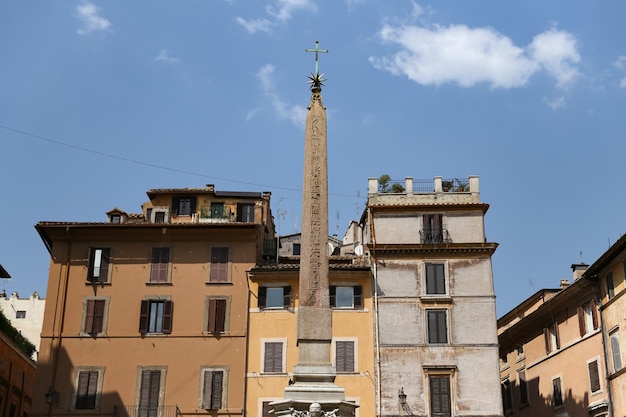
[270,399,358,417]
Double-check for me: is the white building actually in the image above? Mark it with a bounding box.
[0,291,45,360]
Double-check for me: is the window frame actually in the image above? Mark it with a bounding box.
[15,311,26,319]
[427,309,449,344]
[139,299,173,335]
[577,300,599,336]
[262,339,286,374]
[200,367,228,410]
[205,296,230,333]
[501,378,513,414]
[606,272,615,300]
[333,338,357,373]
[552,376,564,408]
[172,196,196,217]
[72,366,105,411]
[81,297,110,336]
[258,286,291,309]
[425,263,446,295]
[209,246,230,283]
[136,366,167,414]
[588,358,601,394]
[518,369,529,407]
[428,373,452,417]
[87,247,111,284]
[610,329,623,372]
[330,285,363,309]
[544,322,560,354]
[149,247,171,283]
[236,203,255,222]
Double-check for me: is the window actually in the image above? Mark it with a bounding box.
[149,248,170,283]
[139,300,173,334]
[330,285,362,308]
[501,379,512,414]
[425,263,446,295]
[610,330,622,372]
[606,272,615,300]
[209,247,229,282]
[262,401,273,417]
[552,377,563,407]
[518,370,528,406]
[544,322,560,353]
[335,340,355,373]
[517,345,524,356]
[172,196,196,216]
[236,203,255,222]
[83,299,106,335]
[201,369,224,410]
[577,300,598,336]
[15,311,25,319]
[422,214,444,244]
[206,298,228,333]
[429,375,451,417]
[88,248,110,283]
[75,370,100,409]
[427,310,448,344]
[111,214,121,223]
[263,341,284,373]
[259,286,291,309]
[139,369,163,417]
[211,203,225,219]
[588,360,601,393]
[154,211,166,223]
[293,243,301,256]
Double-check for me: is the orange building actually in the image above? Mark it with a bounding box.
[498,265,609,417]
[32,185,275,416]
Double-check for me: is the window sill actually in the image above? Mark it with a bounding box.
[205,281,233,285]
[203,331,229,336]
[146,282,173,286]
[140,333,171,337]
[85,281,111,286]
[420,296,453,304]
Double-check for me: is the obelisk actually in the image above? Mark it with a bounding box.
[272,41,357,417]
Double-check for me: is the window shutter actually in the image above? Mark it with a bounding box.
[99,249,110,282]
[85,300,96,334]
[150,248,169,283]
[202,371,213,409]
[426,264,435,293]
[354,286,363,308]
[140,370,161,408]
[208,299,217,332]
[577,307,585,336]
[430,376,451,416]
[139,300,150,333]
[190,197,197,214]
[519,371,528,404]
[211,370,223,409]
[171,197,180,215]
[215,300,226,332]
[330,286,336,307]
[554,322,561,349]
[262,401,272,417]
[553,377,563,406]
[76,371,98,409]
[611,334,623,371]
[336,341,354,372]
[162,300,173,334]
[264,342,282,373]
[210,247,229,282]
[544,327,551,353]
[92,300,105,334]
[283,286,291,308]
[589,361,600,392]
[258,287,267,309]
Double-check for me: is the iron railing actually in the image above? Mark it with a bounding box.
[115,405,179,417]
[420,228,452,244]
[412,179,435,193]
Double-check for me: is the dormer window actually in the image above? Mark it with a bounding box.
[172,197,196,216]
[110,215,121,224]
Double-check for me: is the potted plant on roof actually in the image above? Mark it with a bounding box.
[454,178,469,192]
[391,183,405,193]
[442,180,453,192]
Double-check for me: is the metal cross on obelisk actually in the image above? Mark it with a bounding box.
[305,40,328,74]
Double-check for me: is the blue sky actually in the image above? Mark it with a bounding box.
[1,1,625,316]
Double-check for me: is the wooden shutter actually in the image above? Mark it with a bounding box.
[210,247,229,282]
[428,311,447,343]
[430,376,451,417]
[76,371,98,409]
[139,300,150,333]
[283,286,291,308]
[264,342,283,373]
[554,322,561,349]
[202,370,224,410]
[611,334,623,371]
[208,299,226,332]
[86,299,105,334]
[150,248,169,282]
[172,197,180,216]
[354,286,363,308]
[88,248,110,282]
[258,287,267,309]
[237,203,255,222]
[426,264,445,294]
[590,300,598,329]
[262,401,272,417]
[85,300,96,334]
[162,300,173,334]
[336,341,354,373]
[552,377,563,406]
[589,361,600,392]
[140,370,161,408]
[577,307,585,336]
[544,327,551,353]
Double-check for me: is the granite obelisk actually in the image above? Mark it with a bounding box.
[272,41,357,417]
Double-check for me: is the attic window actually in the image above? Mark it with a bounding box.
[110,214,121,223]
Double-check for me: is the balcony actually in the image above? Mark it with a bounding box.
[420,228,452,244]
[368,176,481,205]
[115,405,179,417]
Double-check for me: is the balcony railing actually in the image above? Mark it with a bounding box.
[420,228,452,244]
[115,405,179,417]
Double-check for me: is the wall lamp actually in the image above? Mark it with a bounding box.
[398,387,414,416]
[45,387,59,406]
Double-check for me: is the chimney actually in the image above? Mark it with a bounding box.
[571,263,589,281]
[560,279,570,289]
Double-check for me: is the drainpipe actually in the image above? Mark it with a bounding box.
[593,277,614,417]
[48,226,72,414]
[244,270,252,417]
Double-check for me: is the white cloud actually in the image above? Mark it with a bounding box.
[75,2,111,35]
[256,64,306,127]
[543,95,566,110]
[154,49,179,63]
[237,0,316,34]
[370,21,581,91]
[614,56,626,88]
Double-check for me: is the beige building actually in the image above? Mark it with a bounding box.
[363,176,502,417]
[498,264,609,417]
[0,291,45,360]
[246,256,374,416]
[32,185,275,416]
[583,234,626,417]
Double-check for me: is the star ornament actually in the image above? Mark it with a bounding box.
[307,72,326,89]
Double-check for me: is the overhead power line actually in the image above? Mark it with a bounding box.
[0,123,358,198]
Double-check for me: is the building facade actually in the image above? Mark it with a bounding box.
[498,265,609,417]
[32,185,275,416]
[583,234,626,417]
[363,176,502,417]
[0,291,45,360]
